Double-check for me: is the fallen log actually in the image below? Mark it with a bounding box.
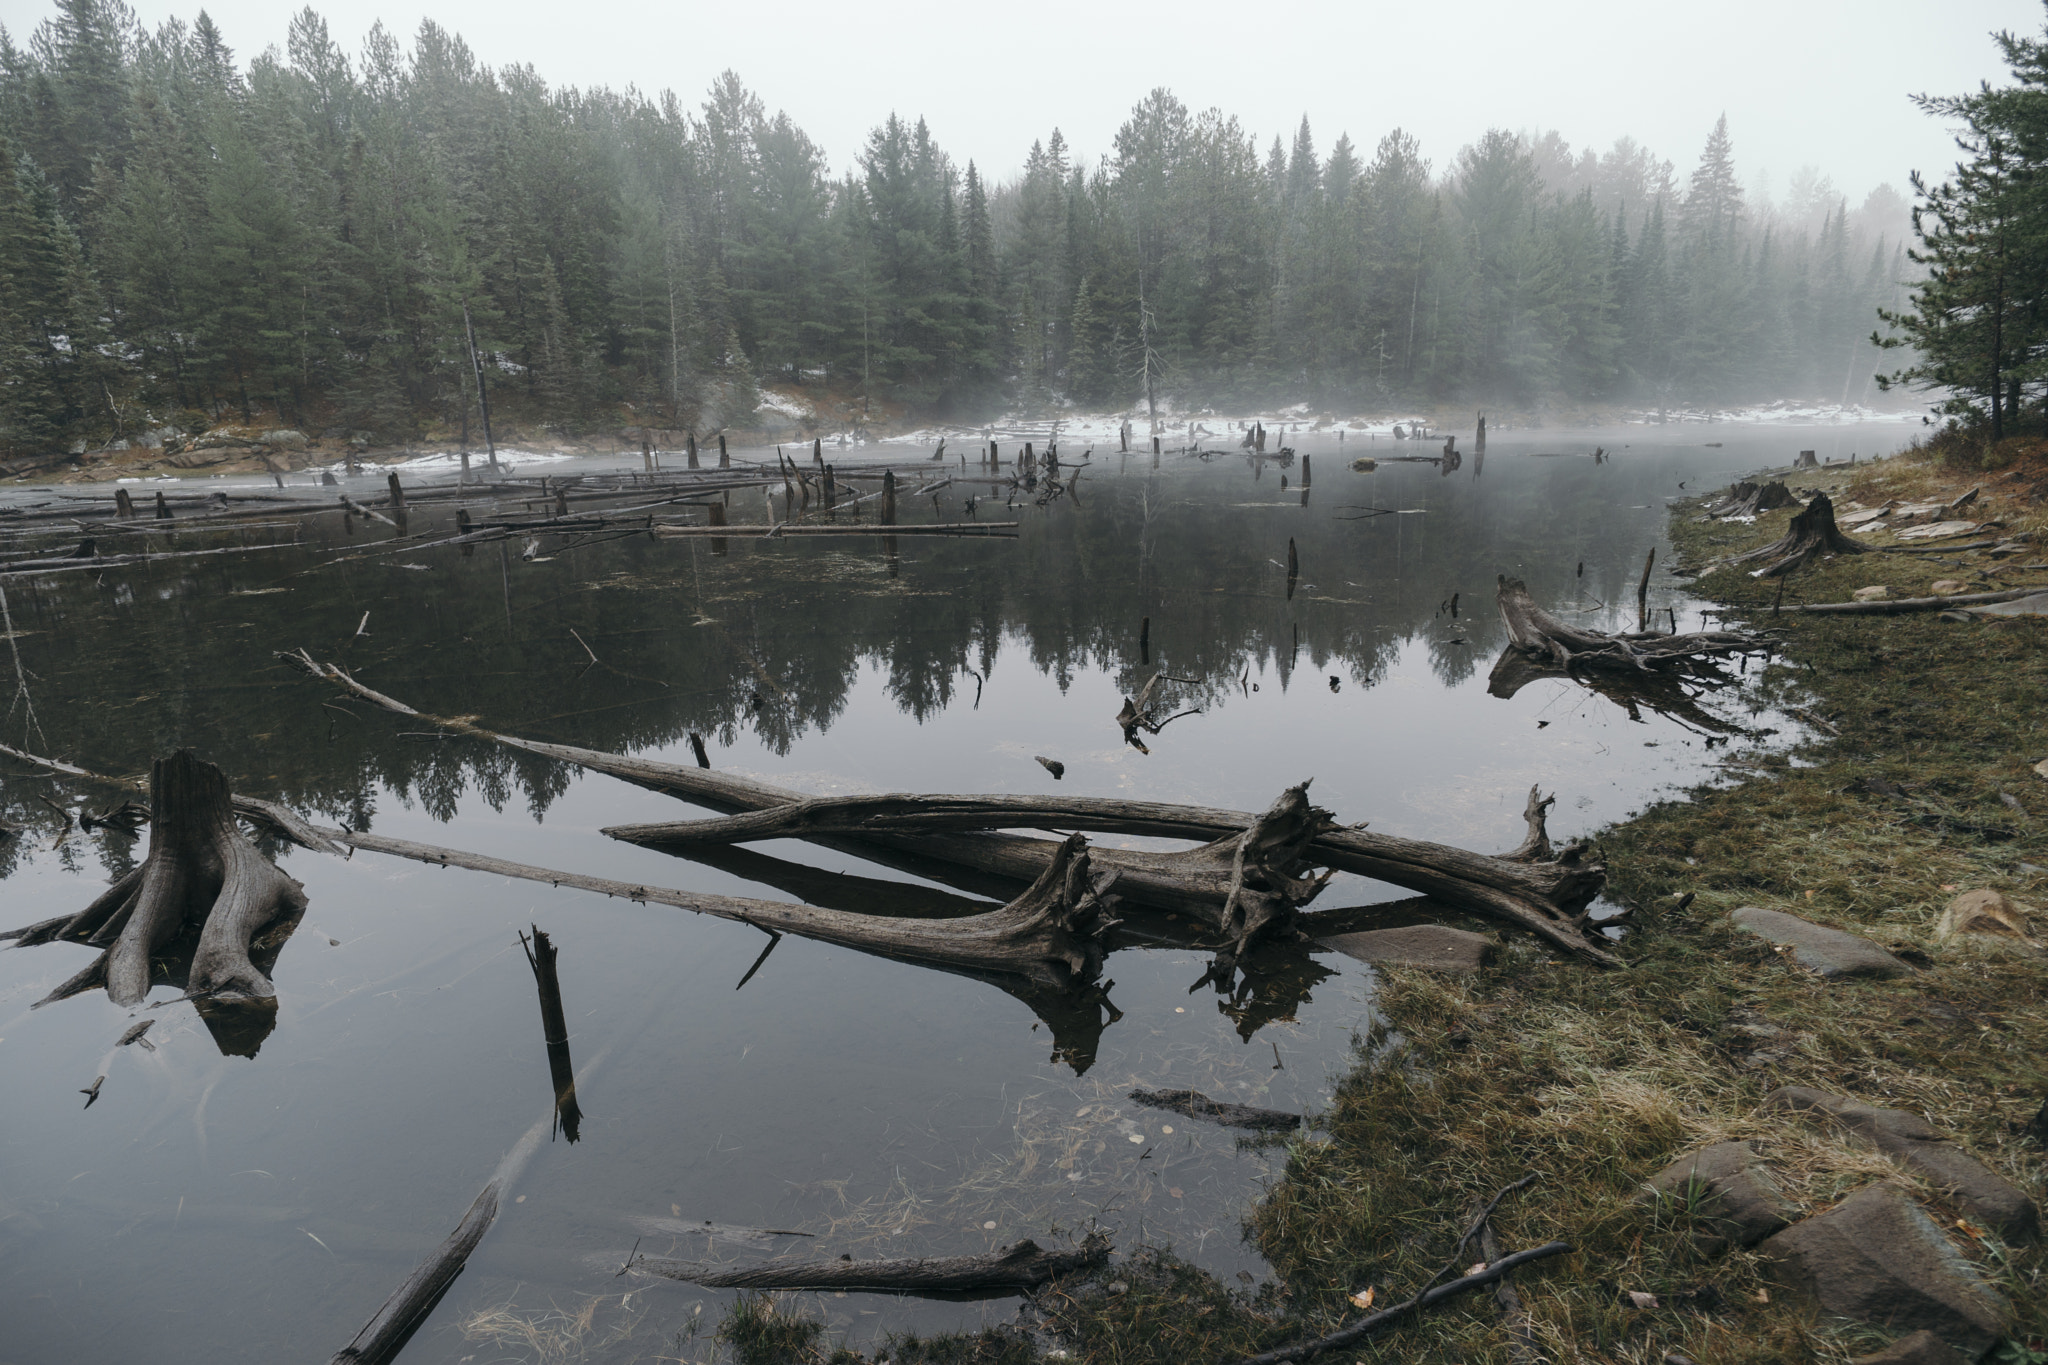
[11,751,309,1009]
[282,655,1618,965]
[1497,575,1762,678]
[1486,647,1748,735]
[1720,491,1869,578]
[652,521,1017,539]
[1127,1088,1300,1130]
[1764,584,2048,615]
[632,1234,1109,1294]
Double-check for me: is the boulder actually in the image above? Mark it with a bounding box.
[1638,1140,1794,1253]
[260,429,309,450]
[1933,889,2035,947]
[1759,1184,2006,1358]
[1762,1086,2038,1243]
[1849,1331,1970,1365]
[1729,907,1913,980]
[1930,580,1969,595]
[1315,925,1494,974]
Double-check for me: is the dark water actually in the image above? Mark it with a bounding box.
[0,421,1909,1363]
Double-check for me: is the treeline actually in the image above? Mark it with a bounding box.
[0,1,1913,457]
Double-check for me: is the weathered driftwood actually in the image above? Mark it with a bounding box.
[282,654,1618,965]
[633,1234,1109,1293]
[1767,584,2048,615]
[1127,1088,1300,1130]
[1486,647,1747,735]
[1706,479,1796,518]
[12,751,309,1009]
[1496,575,1762,678]
[1720,491,1869,578]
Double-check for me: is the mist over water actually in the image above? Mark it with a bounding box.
[0,421,1911,1362]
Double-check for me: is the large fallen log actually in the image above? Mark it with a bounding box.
[281,654,1619,965]
[1496,575,1762,678]
[12,750,309,1009]
[1765,584,2048,616]
[632,1234,1109,1294]
[1719,491,1869,577]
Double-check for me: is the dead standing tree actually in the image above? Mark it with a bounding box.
[10,750,310,1010]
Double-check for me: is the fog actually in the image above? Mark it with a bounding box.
[21,0,2033,201]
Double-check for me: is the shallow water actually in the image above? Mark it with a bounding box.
[0,420,1910,1362]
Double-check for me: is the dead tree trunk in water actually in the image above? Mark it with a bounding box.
[280,655,1620,965]
[1496,576,1760,676]
[12,750,308,1009]
[634,1235,1109,1293]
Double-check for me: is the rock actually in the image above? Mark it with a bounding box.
[1759,1185,2007,1358]
[1930,580,1969,595]
[1933,889,2036,947]
[1638,1141,1795,1252]
[2034,757,2048,782]
[1854,585,1893,601]
[1849,1330,1971,1365]
[1728,907,1913,980]
[1316,925,1495,974]
[260,429,308,450]
[1762,1087,2039,1243]
[1896,522,1981,543]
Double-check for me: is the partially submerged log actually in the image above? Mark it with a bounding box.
[1496,575,1762,678]
[633,1234,1109,1294]
[11,751,308,1009]
[284,654,1619,965]
[1720,491,1869,578]
[1487,646,1748,735]
[1127,1087,1300,1130]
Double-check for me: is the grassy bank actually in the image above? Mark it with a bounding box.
[714,439,2048,1365]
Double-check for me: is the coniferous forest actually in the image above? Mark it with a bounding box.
[1,0,1916,459]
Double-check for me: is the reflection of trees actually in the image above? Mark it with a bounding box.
[0,454,1687,840]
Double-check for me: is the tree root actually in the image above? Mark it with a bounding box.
[281,651,1620,966]
[1719,490,1869,578]
[7,750,308,1009]
[1496,575,1763,676]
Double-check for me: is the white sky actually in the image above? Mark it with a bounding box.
[6,0,2038,200]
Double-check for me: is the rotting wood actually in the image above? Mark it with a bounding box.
[1762,584,2048,615]
[279,656,1619,965]
[8,751,309,1010]
[1719,491,1869,578]
[632,1233,1108,1294]
[1127,1087,1300,1130]
[1705,479,1796,518]
[1497,575,1762,678]
[520,925,583,1142]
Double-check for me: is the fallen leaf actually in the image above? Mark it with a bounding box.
[1754,1288,1770,1304]
[1347,1286,1375,1308]
[983,1220,996,1230]
[1627,1290,1659,1309]
[1161,1125,1174,1135]
[1169,1187,1184,1199]
[1128,1133,1145,1144]
[1466,1262,1488,1276]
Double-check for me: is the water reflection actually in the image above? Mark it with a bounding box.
[0,422,1912,1363]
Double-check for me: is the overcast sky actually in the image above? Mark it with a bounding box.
[9,0,2041,201]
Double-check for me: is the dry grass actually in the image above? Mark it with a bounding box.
[714,440,2048,1362]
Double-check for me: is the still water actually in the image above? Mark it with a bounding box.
[0,421,1909,1362]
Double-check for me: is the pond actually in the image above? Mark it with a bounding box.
[0,419,1911,1363]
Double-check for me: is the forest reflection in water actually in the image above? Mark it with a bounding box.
[0,423,1905,1363]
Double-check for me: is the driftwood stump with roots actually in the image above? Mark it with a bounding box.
[1720,491,1869,578]
[13,750,307,1009]
[1705,479,1797,519]
[1496,575,1761,678]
